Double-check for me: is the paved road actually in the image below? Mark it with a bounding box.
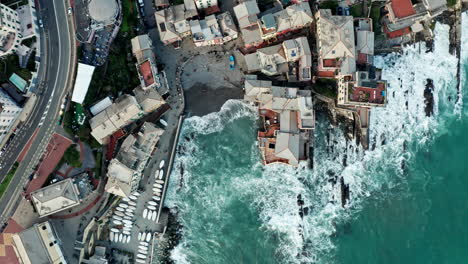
[0,0,75,227]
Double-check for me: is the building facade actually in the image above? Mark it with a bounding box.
[0,3,21,57]
[105,122,164,197]
[0,89,22,142]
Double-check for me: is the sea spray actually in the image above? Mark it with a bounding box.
[163,22,461,264]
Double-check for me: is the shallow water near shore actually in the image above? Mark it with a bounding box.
[162,16,468,264]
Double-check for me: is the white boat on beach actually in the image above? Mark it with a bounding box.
[122,197,130,202]
[138,249,148,255]
[116,207,125,212]
[132,192,140,196]
[151,211,157,221]
[140,241,149,247]
[159,119,167,127]
[143,209,148,219]
[113,234,119,243]
[115,211,125,217]
[119,203,129,208]
[147,205,156,210]
[141,233,146,242]
[154,192,161,197]
[123,219,132,224]
[139,245,148,251]
[137,253,147,259]
[159,160,165,168]
[152,188,162,193]
[126,235,131,243]
[109,232,114,242]
[112,220,122,225]
[158,169,164,179]
[129,195,137,200]
[124,211,134,217]
[154,196,161,201]
[118,233,124,243]
[111,228,119,233]
[155,179,164,184]
[128,205,136,210]
[122,230,130,235]
[112,215,123,220]
[148,201,157,206]
[128,201,137,206]
[153,183,163,188]
[136,259,146,263]
[146,233,152,242]
[123,215,132,220]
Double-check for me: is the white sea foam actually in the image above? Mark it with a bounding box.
[164,22,462,264]
[183,99,257,135]
[459,11,468,116]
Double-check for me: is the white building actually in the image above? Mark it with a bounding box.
[194,0,218,11]
[88,0,119,30]
[0,3,21,57]
[30,178,81,217]
[0,89,21,142]
[12,221,68,264]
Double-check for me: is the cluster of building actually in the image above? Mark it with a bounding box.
[105,122,164,198]
[233,1,313,49]
[155,1,238,47]
[244,75,314,166]
[89,89,165,145]
[244,36,312,82]
[383,0,447,39]
[314,9,387,110]
[240,0,405,166]
[85,34,167,145]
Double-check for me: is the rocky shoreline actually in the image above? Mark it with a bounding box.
[155,6,467,261]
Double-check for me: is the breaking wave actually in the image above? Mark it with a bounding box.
[163,21,464,264]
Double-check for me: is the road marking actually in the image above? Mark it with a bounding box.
[0,0,74,226]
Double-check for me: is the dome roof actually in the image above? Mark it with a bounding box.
[88,0,119,26]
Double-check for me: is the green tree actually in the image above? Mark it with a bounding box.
[63,145,82,168]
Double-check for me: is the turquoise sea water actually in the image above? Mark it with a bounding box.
[164,18,468,264]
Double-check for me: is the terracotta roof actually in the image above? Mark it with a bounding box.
[385,25,411,38]
[391,0,416,18]
[140,60,155,86]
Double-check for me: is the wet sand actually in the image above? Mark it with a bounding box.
[184,83,243,117]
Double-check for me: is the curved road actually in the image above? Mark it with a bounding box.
[0,0,75,227]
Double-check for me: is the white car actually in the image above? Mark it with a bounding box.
[67,7,72,15]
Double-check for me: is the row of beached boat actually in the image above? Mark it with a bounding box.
[135,233,153,263]
[109,229,132,244]
[108,160,166,261]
